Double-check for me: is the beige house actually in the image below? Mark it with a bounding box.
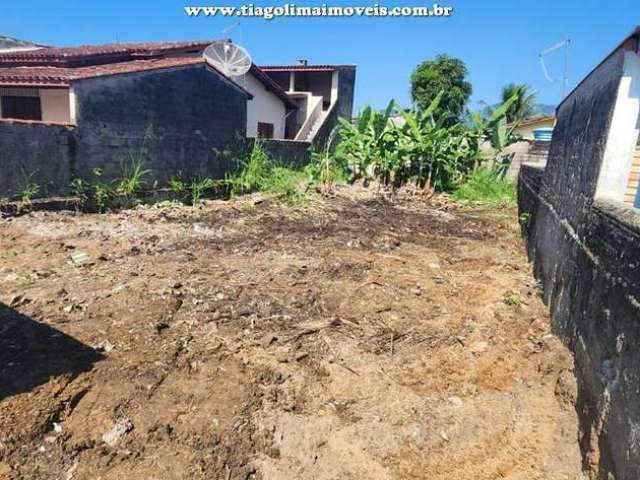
[233,65,297,140]
[259,61,355,142]
[511,114,555,140]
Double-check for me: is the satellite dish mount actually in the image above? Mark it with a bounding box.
[203,40,252,77]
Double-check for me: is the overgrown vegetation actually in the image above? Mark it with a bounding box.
[452,167,517,206]
[32,88,522,214]
[329,90,521,198]
[227,140,306,200]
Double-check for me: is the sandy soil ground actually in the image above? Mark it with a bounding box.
[0,186,586,479]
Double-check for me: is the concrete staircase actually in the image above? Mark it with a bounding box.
[304,109,328,142]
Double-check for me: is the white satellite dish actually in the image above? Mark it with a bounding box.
[203,40,252,77]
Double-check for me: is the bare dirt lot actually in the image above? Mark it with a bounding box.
[0,186,585,479]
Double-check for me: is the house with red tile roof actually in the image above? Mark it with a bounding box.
[0,40,355,197]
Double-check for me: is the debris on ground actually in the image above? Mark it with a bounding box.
[0,185,584,479]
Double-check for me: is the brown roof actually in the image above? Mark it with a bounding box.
[249,64,297,109]
[510,115,555,128]
[0,40,302,108]
[0,41,212,66]
[259,64,342,72]
[0,56,253,98]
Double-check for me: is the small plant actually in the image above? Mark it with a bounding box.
[19,169,40,203]
[306,127,348,193]
[169,171,188,198]
[69,168,112,213]
[70,177,91,209]
[116,156,150,198]
[518,212,532,231]
[21,181,40,203]
[503,290,522,309]
[190,177,215,205]
[94,183,110,213]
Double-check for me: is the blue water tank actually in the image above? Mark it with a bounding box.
[534,127,553,141]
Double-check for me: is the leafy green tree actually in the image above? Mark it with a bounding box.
[410,55,472,120]
[500,83,539,123]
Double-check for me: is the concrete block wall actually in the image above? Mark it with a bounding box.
[0,65,248,198]
[0,121,76,198]
[73,65,247,185]
[261,138,311,168]
[505,140,550,181]
[518,30,640,479]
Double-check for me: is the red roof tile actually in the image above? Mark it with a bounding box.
[0,41,304,109]
[0,57,253,98]
[0,41,212,66]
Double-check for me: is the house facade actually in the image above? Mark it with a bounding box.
[0,41,356,198]
[511,115,555,140]
[260,61,356,143]
[0,42,253,196]
[234,65,298,140]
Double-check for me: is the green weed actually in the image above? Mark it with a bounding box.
[19,170,40,203]
[503,290,522,309]
[116,156,150,197]
[227,140,306,200]
[189,177,216,205]
[452,168,516,207]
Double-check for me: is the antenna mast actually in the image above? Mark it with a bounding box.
[539,36,571,100]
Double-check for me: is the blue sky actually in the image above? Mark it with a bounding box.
[3,0,638,112]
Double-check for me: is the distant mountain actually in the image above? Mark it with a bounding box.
[536,104,556,116]
[477,102,556,120]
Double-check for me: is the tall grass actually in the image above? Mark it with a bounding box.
[116,156,151,197]
[452,168,516,206]
[227,140,306,200]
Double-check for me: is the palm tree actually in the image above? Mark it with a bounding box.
[500,83,538,124]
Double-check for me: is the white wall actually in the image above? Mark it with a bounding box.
[596,51,640,202]
[237,73,287,139]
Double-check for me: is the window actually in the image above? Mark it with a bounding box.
[1,96,42,121]
[257,122,274,139]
